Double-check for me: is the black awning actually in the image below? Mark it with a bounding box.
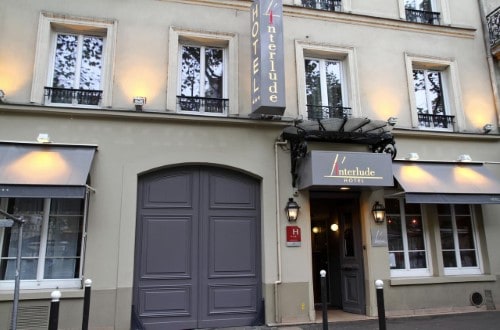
[0,142,97,198]
[393,161,500,204]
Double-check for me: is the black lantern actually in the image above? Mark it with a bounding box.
[285,198,300,222]
[372,201,386,224]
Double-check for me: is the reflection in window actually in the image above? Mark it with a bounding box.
[438,204,479,273]
[0,198,84,281]
[387,198,428,274]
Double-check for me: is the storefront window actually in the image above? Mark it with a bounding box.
[0,198,84,288]
[386,198,430,277]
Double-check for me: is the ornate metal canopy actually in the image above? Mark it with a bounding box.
[281,117,397,187]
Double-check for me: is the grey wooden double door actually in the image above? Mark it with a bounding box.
[133,166,262,329]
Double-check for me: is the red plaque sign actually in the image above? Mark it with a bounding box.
[286,226,301,247]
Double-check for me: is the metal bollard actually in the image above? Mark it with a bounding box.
[82,279,92,330]
[375,280,386,330]
[49,290,61,330]
[320,270,328,330]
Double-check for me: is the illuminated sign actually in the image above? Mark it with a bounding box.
[297,151,394,189]
[250,0,286,116]
[286,226,301,247]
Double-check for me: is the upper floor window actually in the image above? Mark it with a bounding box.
[46,33,104,106]
[0,198,86,290]
[438,204,481,275]
[386,198,430,277]
[295,41,360,120]
[405,54,464,132]
[412,68,453,131]
[177,45,228,115]
[31,12,116,107]
[167,27,237,116]
[404,0,440,25]
[301,0,342,12]
[305,58,349,120]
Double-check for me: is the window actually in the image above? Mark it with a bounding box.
[404,0,440,24]
[305,58,349,120]
[177,45,228,115]
[386,198,430,277]
[31,12,117,107]
[438,204,481,275]
[167,27,237,116]
[405,54,464,131]
[295,41,360,120]
[46,33,104,106]
[412,69,453,130]
[0,198,86,289]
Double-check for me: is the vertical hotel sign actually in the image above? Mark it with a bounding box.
[250,0,286,116]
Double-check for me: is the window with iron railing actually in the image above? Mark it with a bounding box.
[412,69,454,131]
[46,33,104,107]
[177,45,228,115]
[404,0,440,25]
[301,0,341,12]
[305,58,348,120]
[487,6,500,48]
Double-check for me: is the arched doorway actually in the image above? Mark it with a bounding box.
[133,166,262,329]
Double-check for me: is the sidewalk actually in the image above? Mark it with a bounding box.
[215,310,500,330]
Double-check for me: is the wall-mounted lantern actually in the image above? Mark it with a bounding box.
[372,201,386,224]
[285,197,300,222]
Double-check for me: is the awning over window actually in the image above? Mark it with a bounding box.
[0,142,97,198]
[393,161,500,204]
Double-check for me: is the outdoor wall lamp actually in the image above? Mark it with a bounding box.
[372,201,386,224]
[387,117,398,126]
[133,96,147,111]
[483,123,493,134]
[0,89,5,102]
[457,154,472,162]
[36,133,51,143]
[405,152,419,161]
[285,197,300,222]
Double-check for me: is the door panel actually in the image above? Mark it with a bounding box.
[134,166,261,329]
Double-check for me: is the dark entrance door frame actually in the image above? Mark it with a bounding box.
[310,191,366,315]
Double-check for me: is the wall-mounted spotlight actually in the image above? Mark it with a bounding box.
[483,123,493,134]
[133,96,147,111]
[285,197,300,222]
[405,152,419,161]
[372,201,386,224]
[37,133,51,143]
[387,117,398,126]
[0,89,5,103]
[457,154,472,162]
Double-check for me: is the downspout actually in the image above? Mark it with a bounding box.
[478,0,500,127]
[274,140,288,324]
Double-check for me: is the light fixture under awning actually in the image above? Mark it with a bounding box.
[0,142,97,198]
[393,161,500,204]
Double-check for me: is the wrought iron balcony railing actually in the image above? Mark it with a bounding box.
[44,87,102,106]
[306,105,351,120]
[177,96,229,114]
[487,7,500,47]
[302,0,341,12]
[418,113,454,130]
[405,8,440,25]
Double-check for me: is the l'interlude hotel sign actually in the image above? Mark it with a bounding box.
[297,151,394,189]
[250,0,286,116]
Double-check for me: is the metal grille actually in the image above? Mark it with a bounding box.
[487,7,500,47]
[418,113,454,130]
[11,305,49,330]
[177,96,228,114]
[306,105,351,120]
[44,87,103,106]
[302,0,341,12]
[405,8,440,25]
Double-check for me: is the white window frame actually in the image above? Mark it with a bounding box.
[387,198,432,278]
[304,57,347,108]
[31,12,117,107]
[295,40,360,120]
[398,0,450,25]
[0,197,88,290]
[404,53,465,131]
[438,205,482,276]
[167,27,237,116]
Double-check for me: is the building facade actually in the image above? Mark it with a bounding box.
[0,0,499,329]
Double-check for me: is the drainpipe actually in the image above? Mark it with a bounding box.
[274,140,288,324]
[478,0,500,127]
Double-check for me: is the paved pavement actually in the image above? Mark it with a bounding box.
[214,311,500,330]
